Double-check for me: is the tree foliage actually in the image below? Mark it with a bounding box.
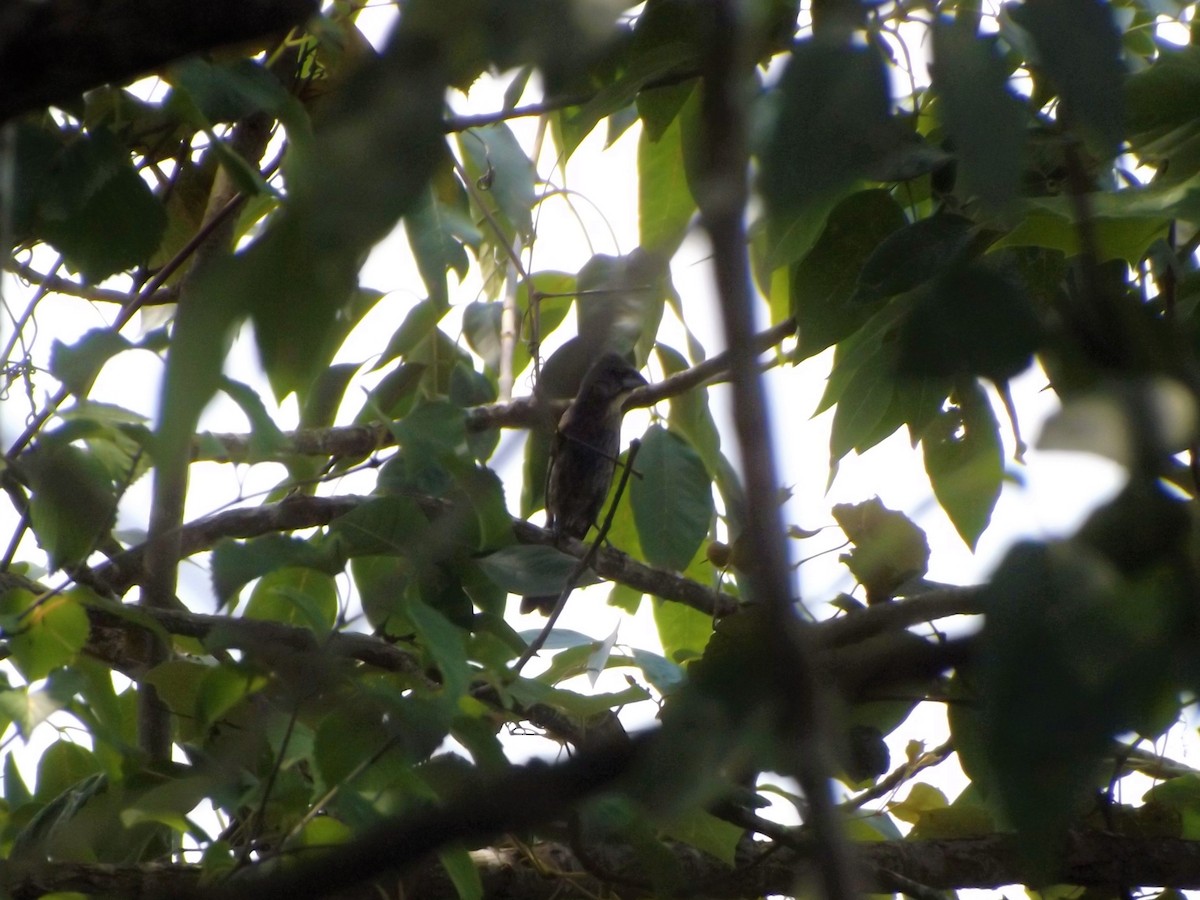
[3,0,1200,898]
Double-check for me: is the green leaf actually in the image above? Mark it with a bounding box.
[12,770,107,859]
[922,382,1004,548]
[405,176,472,310]
[37,129,167,282]
[828,348,895,464]
[558,42,698,156]
[453,465,511,552]
[170,57,293,123]
[402,596,470,697]
[653,597,713,664]
[476,544,599,596]
[897,261,1042,383]
[980,540,1182,876]
[219,376,288,461]
[49,329,138,398]
[1,589,90,682]
[662,808,743,866]
[458,122,535,239]
[245,567,338,633]
[1144,775,1200,840]
[994,207,1167,265]
[5,751,32,808]
[439,845,483,900]
[24,440,119,570]
[33,741,103,804]
[638,94,697,255]
[854,213,977,303]
[762,42,891,264]
[931,22,1026,214]
[211,535,338,606]
[352,555,413,631]
[658,344,722,476]
[1007,0,1124,157]
[791,189,907,359]
[196,666,265,729]
[155,255,242,471]
[226,22,447,401]
[325,496,430,559]
[575,251,667,362]
[0,686,65,739]
[120,773,219,833]
[630,425,714,571]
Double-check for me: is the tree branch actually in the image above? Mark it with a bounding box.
[0,0,318,124]
[190,317,797,464]
[12,829,1200,899]
[695,6,853,900]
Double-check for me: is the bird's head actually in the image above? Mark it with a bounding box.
[579,352,648,410]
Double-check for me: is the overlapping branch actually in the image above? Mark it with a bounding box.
[9,828,1200,900]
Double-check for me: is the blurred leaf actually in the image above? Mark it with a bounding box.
[898,262,1042,383]
[245,567,338,633]
[662,809,742,866]
[36,129,166,282]
[932,21,1026,214]
[458,122,535,240]
[219,376,287,460]
[792,189,907,359]
[12,769,107,859]
[0,589,90,682]
[402,595,470,696]
[439,845,483,900]
[476,544,599,596]
[211,535,338,606]
[855,213,977,303]
[980,540,1183,876]
[638,92,697,255]
[49,328,166,399]
[653,596,713,664]
[828,346,896,464]
[889,782,948,825]
[1007,0,1124,157]
[657,344,722,476]
[762,42,892,265]
[24,440,119,570]
[631,425,714,571]
[0,686,64,739]
[169,57,293,124]
[332,498,430,558]
[405,169,473,309]
[922,382,1004,548]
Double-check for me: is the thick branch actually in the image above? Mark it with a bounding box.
[0,0,318,124]
[12,831,1200,899]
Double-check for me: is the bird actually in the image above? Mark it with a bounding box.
[521,352,648,614]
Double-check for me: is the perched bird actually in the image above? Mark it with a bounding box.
[521,352,648,614]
